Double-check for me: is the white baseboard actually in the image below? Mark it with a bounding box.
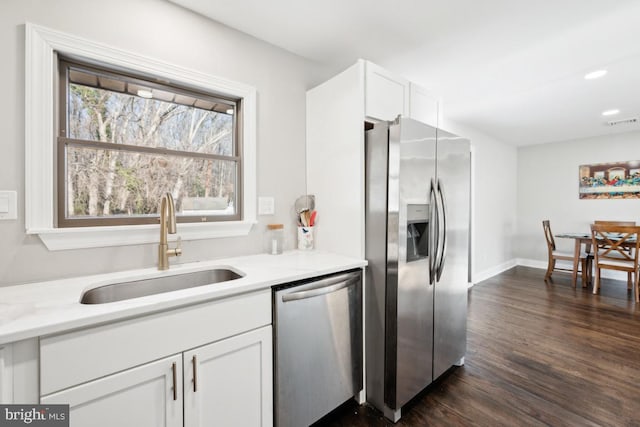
[516,258,548,270]
[471,257,631,287]
[472,259,518,284]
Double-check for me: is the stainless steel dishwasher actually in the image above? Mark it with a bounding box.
[273,269,363,427]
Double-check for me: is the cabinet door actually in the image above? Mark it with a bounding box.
[184,326,272,427]
[41,355,182,427]
[365,61,409,121]
[409,83,440,127]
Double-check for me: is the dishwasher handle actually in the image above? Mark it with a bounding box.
[281,272,359,303]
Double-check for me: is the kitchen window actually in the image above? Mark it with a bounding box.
[57,58,242,227]
[25,23,257,250]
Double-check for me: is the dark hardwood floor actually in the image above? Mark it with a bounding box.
[315,266,640,427]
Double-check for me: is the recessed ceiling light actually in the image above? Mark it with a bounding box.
[137,89,153,99]
[226,108,234,115]
[584,69,607,80]
[602,109,620,116]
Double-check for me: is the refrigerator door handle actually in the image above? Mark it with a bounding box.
[429,178,438,285]
[436,178,448,281]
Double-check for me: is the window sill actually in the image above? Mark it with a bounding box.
[30,221,255,251]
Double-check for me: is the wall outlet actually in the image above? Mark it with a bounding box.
[258,197,275,215]
[0,191,17,220]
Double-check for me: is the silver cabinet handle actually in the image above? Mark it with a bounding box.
[192,355,198,392]
[436,179,448,281]
[281,273,359,302]
[171,362,177,401]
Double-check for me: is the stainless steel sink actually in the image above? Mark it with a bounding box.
[80,268,244,304]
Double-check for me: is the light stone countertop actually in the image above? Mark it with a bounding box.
[0,250,367,345]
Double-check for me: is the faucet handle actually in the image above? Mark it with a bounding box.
[175,235,183,257]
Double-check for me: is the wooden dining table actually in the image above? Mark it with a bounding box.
[555,232,593,288]
[555,231,637,288]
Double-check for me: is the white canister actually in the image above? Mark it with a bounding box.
[297,226,314,250]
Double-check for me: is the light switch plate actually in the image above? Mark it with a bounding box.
[0,191,17,220]
[258,196,275,215]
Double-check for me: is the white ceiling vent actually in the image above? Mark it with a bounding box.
[606,117,638,126]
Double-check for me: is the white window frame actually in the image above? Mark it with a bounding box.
[25,23,257,250]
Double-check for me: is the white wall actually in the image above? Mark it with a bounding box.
[443,119,518,283]
[0,0,330,285]
[516,130,640,264]
[0,0,522,287]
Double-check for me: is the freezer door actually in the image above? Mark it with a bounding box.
[386,118,436,409]
[433,128,470,380]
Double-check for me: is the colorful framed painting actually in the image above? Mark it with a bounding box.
[579,160,640,199]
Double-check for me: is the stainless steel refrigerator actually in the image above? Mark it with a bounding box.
[365,117,470,422]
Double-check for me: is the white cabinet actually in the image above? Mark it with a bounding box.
[39,290,272,427]
[365,61,441,125]
[364,61,409,121]
[307,60,443,259]
[308,59,409,259]
[41,326,272,427]
[42,354,183,427]
[307,61,366,259]
[0,339,39,404]
[409,83,440,128]
[0,344,12,404]
[184,326,272,427]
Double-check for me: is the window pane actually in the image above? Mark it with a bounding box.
[68,83,234,156]
[65,145,237,219]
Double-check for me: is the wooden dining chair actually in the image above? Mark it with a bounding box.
[542,220,591,286]
[590,224,640,302]
[594,220,636,288]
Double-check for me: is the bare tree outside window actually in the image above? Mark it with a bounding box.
[57,58,242,227]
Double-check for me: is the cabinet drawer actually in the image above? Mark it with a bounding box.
[40,290,270,396]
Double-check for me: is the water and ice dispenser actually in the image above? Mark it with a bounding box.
[406,204,429,262]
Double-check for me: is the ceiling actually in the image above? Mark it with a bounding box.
[168,0,640,146]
